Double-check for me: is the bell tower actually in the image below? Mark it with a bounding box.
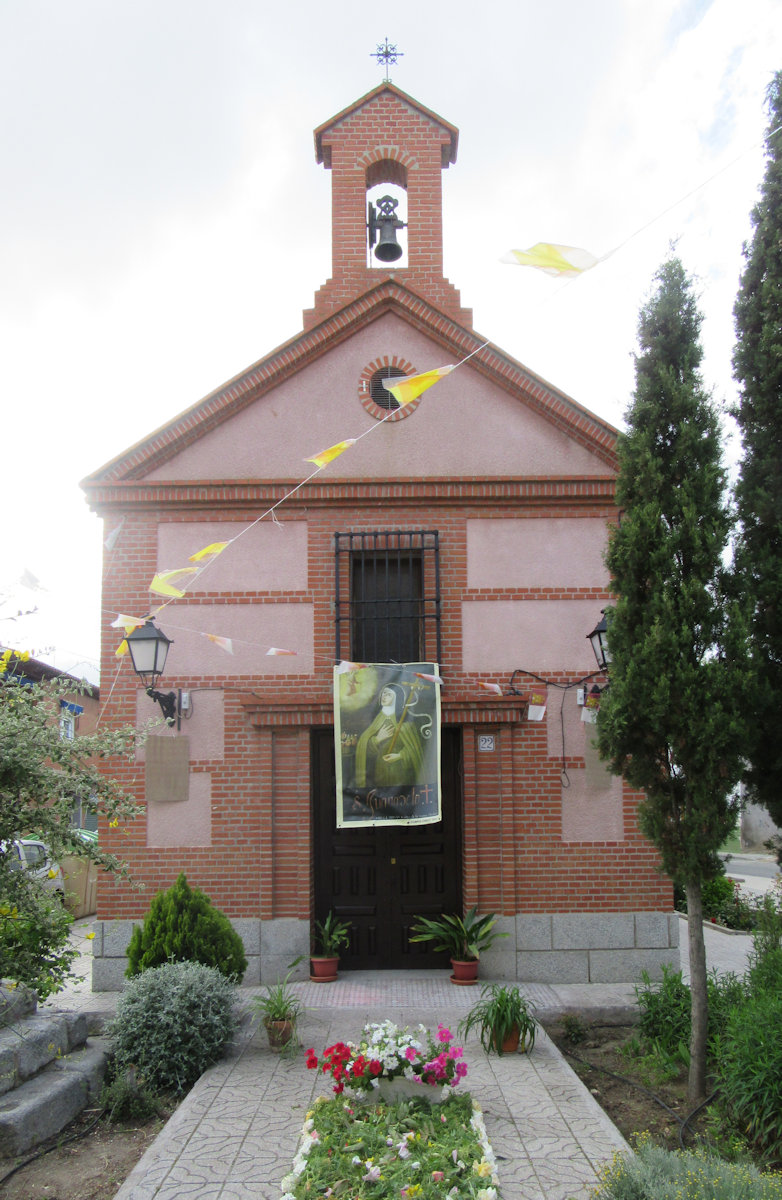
[303,83,472,330]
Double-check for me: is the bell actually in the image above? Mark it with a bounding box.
[374,218,404,262]
[368,196,406,263]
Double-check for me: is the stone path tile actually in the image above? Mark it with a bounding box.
[114,1003,628,1200]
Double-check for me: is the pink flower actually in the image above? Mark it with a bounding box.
[437,1024,453,1043]
[432,1171,445,1181]
[404,1046,418,1061]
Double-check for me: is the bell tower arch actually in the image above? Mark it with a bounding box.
[303,83,472,330]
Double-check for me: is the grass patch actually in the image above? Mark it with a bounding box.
[280,1091,500,1200]
[590,1135,782,1198]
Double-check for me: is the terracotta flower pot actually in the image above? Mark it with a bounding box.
[310,956,339,982]
[493,1025,521,1054]
[264,1017,295,1048]
[450,958,479,985]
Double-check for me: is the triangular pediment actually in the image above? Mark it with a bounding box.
[82,282,616,493]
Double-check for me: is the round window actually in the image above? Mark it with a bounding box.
[358,357,419,422]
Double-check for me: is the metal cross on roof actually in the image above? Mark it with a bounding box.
[371,38,403,83]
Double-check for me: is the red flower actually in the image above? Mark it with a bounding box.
[305,1049,318,1070]
[369,1059,383,1076]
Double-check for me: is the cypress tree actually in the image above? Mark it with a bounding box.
[597,257,745,1104]
[732,71,782,857]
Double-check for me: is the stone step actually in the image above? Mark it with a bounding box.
[0,1038,109,1157]
[0,1011,89,1095]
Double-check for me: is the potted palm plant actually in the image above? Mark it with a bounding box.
[252,958,304,1049]
[310,911,351,982]
[409,906,508,984]
[459,983,538,1055]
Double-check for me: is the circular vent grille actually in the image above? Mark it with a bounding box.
[369,367,407,410]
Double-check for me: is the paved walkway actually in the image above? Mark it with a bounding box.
[40,918,755,1200]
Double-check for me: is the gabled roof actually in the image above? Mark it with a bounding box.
[314,82,459,169]
[82,279,617,488]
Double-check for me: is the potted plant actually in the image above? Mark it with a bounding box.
[310,911,351,982]
[458,983,538,1055]
[252,957,304,1050]
[409,906,508,984]
[527,691,547,721]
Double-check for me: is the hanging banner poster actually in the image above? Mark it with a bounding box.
[334,662,441,828]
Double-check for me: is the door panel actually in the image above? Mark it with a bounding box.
[312,725,462,969]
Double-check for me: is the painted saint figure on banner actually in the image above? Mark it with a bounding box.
[354,683,425,788]
[334,663,441,828]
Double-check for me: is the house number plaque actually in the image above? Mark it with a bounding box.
[478,734,495,752]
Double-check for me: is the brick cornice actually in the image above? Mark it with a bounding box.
[81,279,618,492]
[85,474,617,513]
[236,693,529,727]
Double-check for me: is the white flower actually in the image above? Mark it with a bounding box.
[477,1189,498,1200]
[411,1161,421,1170]
[351,1156,362,1166]
[280,1174,296,1191]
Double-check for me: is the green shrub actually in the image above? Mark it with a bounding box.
[591,1138,782,1198]
[108,960,238,1095]
[715,988,782,1166]
[100,1064,164,1123]
[125,873,247,982]
[635,965,744,1059]
[0,891,77,999]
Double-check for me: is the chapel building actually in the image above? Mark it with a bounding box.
[82,83,676,987]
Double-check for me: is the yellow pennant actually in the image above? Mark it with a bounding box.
[189,541,231,563]
[305,440,356,469]
[149,567,198,598]
[501,242,599,277]
[383,366,454,407]
[111,614,144,633]
[206,634,234,654]
[266,646,298,656]
[115,639,128,657]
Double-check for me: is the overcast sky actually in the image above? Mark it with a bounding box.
[1,0,780,684]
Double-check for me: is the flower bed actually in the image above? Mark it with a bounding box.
[280,1090,500,1200]
[306,1020,468,1097]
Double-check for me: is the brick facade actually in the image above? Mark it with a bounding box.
[83,83,675,988]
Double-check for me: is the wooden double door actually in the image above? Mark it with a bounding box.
[312,726,463,969]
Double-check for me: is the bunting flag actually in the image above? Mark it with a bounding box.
[305,440,356,469]
[383,365,454,407]
[149,568,199,598]
[501,242,599,277]
[189,541,231,563]
[477,681,503,695]
[111,614,144,632]
[115,639,129,657]
[266,646,298,656]
[206,634,234,654]
[415,671,444,685]
[335,660,368,674]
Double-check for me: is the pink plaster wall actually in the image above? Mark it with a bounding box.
[157,522,307,591]
[561,726,623,842]
[135,688,225,762]
[147,770,212,848]
[466,518,610,590]
[461,599,603,673]
[148,603,314,676]
[143,316,609,483]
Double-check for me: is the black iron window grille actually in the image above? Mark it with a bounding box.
[334,530,441,664]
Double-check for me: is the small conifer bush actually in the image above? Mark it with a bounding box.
[125,873,247,981]
[108,960,238,1094]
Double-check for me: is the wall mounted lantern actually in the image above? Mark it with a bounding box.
[586,611,611,674]
[125,620,181,728]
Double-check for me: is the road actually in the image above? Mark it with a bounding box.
[721,853,781,898]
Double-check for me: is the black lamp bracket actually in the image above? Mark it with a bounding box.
[146,687,181,729]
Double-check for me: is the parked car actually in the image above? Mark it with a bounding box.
[3,839,65,899]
